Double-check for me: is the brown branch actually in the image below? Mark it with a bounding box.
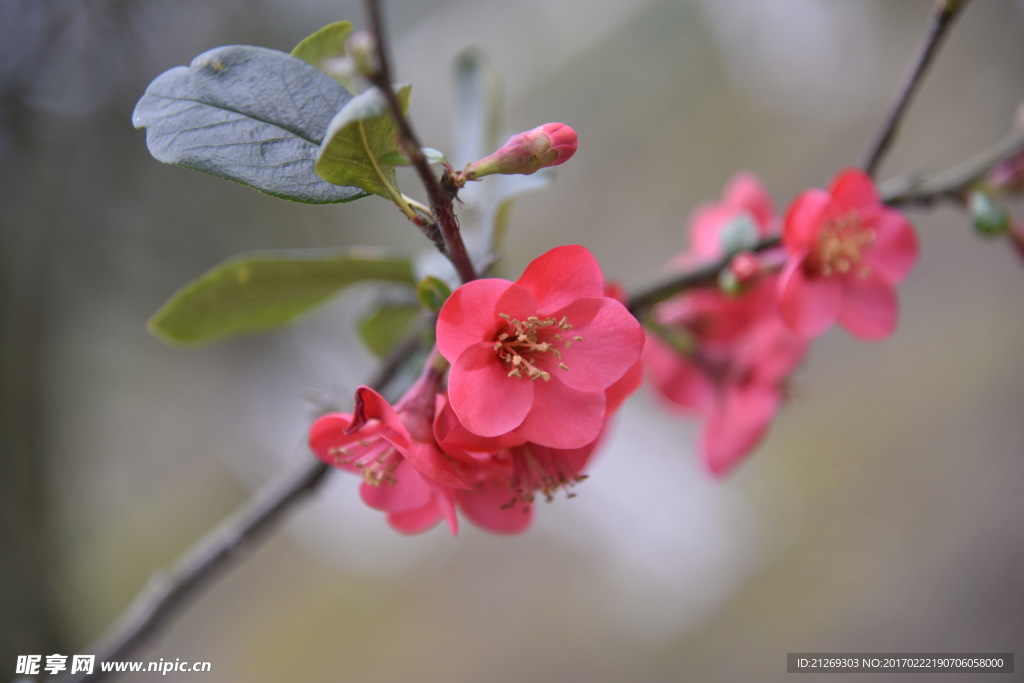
[55,326,428,683]
[880,127,1024,207]
[362,0,478,283]
[58,459,330,683]
[862,0,970,176]
[628,124,1024,315]
[627,237,781,316]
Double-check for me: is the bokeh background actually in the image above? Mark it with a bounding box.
[2,0,1023,681]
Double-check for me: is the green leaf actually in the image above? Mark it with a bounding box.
[133,45,368,204]
[148,249,415,347]
[290,21,356,92]
[315,85,412,201]
[416,276,451,313]
[358,302,422,358]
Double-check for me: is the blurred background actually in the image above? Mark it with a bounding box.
[2,0,1023,681]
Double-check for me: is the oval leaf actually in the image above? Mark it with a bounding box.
[149,249,415,347]
[290,21,356,92]
[416,275,452,313]
[358,302,422,358]
[133,45,368,204]
[315,85,412,200]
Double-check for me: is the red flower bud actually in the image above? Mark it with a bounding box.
[462,123,578,180]
[728,251,761,283]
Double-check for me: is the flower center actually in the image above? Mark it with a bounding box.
[326,435,400,486]
[503,444,588,506]
[812,211,875,277]
[493,313,581,381]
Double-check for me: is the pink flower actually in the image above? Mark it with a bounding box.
[645,279,808,475]
[309,366,467,535]
[436,245,645,450]
[777,168,918,340]
[462,123,578,179]
[645,171,807,474]
[434,395,608,534]
[678,171,777,266]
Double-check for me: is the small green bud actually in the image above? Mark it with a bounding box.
[969,190,1010,237]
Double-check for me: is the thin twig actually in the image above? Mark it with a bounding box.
[362,0,478,283]
[628,125,1024,314]
[59,459,330,683]
[627,237,781,315]
[880,127,1024,207]
[862,0,970,176]
[55,329,427,683]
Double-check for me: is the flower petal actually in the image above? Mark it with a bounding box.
[360,459,433,513]
[643,340,715,413]
[723,171,775,232]
[515,379,605,449]
[777,256,843,338]
[736,316,809,386]
[516,245,604,313]
[829,167,881,213]
[434,398,526,461]
[402,442,470,490]
[459,481,533,534]
[867,208,918,284]
[701,385,780,476]
[548,297,644,393]
[783,189,832,253]
[351,386,410,448]
[388,504,444,535]
[448,342,533,437]
[436,279,536,363]
[604,359,643,415]
[838,270,899,340]
[687,203,732,261]
[310,412,386,473]
[309,413,355,457]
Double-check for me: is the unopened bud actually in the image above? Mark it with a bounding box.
[969,190,1010,237]
[462,123,577,180]
[728,251,761,282]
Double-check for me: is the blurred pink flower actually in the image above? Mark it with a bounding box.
[645,280,808,475]
[678,171,777,266]
[777,168,918,340]
[646,171,807,474]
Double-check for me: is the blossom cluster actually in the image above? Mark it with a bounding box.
[311,245,645,535]
[310,124,921,534]
[646,169,918,474]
